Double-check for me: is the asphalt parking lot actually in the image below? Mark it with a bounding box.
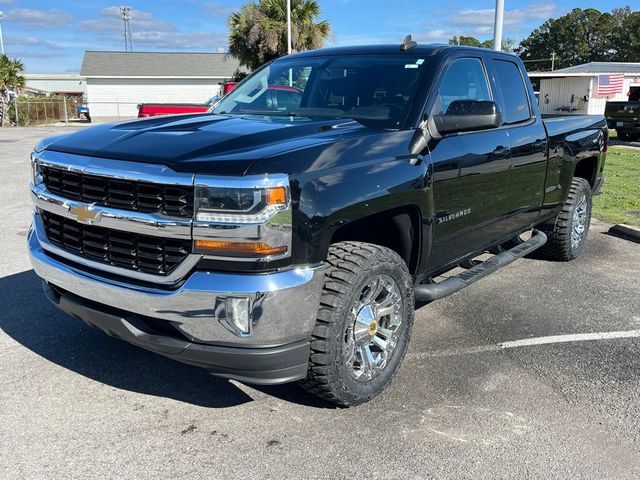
[1,126,639,479]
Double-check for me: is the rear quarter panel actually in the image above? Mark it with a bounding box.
[541,115,607,217]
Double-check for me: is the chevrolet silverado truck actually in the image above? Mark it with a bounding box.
[28,42,607,406]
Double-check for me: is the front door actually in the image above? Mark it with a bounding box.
[427,56,513,268]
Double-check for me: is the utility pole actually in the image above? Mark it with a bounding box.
[551,51,556,71]
[286,0,292,54]
[0,11,5,56]
[120,6,133,52]
[493,0,504,51]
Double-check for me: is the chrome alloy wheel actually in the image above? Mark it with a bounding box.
[343,274,403,382]
[571,194,588,250]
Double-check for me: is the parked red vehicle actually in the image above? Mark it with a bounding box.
[223,82,238,94]
[137,103,210,118]
[137,83,301,118]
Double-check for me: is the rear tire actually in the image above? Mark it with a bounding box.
[299,241,414,406]
[539,177,592,261]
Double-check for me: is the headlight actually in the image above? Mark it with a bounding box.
[193,175,292,260]
[194,184,287,224]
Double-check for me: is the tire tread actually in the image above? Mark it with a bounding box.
[539,177,592,261]
[298,241,413,406]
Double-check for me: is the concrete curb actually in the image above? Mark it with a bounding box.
[608,224,640,244]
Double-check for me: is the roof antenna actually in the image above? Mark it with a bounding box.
[400,34,417,52]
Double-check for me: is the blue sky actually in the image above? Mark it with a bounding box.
[0,0,638,73]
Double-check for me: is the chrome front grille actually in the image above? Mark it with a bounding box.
[41,211,192,275]
[41,164,194,218]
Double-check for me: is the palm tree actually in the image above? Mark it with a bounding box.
[0,55,25,126]
[227,0,331,71]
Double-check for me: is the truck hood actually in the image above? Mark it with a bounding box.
[39,113,371,176]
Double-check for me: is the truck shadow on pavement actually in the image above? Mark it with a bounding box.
[0,269,327,409]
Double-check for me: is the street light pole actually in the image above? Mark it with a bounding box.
[286,0,292,55]
[0,11,5,56]
[493,0,504,51]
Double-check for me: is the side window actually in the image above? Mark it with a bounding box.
[493,60,531,124]
[433,58,491,115]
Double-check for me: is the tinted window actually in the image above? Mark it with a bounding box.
[433,58,491,115]
[494,60,531,124]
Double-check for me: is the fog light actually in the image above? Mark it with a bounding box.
[225,297,251,335]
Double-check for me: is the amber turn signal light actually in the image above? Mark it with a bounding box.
[265,186,287,205]
[195,239,287,256]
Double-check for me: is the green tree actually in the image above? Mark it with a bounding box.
[517,6,640,70]
[448,36,481,47]
[448,36,515,51]
[0,55,26,127]
[611,7,640,61]
[227,0,331,71]
[480,38,516,52]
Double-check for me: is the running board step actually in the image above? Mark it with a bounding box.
[414,230,547,302]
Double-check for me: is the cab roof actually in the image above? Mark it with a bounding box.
[284,44,518,60]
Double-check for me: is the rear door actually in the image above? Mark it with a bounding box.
[427,56,513,268]
[487,56,548,230]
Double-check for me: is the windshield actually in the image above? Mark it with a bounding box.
[212,54,429,129]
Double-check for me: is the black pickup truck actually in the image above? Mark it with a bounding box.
[28,42,607,406]
[605,90,640,142]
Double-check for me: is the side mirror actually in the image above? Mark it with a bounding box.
[433,100,502,135]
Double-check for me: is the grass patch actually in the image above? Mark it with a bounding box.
[592,147,640,226]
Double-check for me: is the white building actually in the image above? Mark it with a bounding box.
[529,62,640,115]
[23,74,86,96]
[80,51,241,119]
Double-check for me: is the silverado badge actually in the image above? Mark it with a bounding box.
[67,203,101,224]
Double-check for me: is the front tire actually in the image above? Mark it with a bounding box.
[299,242,414,406]
[539,177,592,261]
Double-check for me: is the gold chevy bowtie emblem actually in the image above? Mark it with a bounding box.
[368,320,378,336]
[68,203,100,224]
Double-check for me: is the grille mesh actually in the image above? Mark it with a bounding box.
[41,165,194,217]
[41,211,191,275]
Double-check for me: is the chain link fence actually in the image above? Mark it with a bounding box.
[0,96,80,127]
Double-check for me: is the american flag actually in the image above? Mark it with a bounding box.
[596,74,625,96]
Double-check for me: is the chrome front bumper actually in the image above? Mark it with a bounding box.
[28,217,325,347]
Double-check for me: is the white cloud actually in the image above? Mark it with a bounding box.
[472,26,494,35]
[450,3,558,27]
[202,2,235,17]
[6,49,64,58]
[0,0,16,5]
[76,6,228,51]
[132,31,228,49]
[5,35,60,49]
[420,30,448,41]
[3,8,73,29]
[78,6,177,33]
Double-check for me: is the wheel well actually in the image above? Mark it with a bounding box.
[329,207,420,274]
[574,156,598,187]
